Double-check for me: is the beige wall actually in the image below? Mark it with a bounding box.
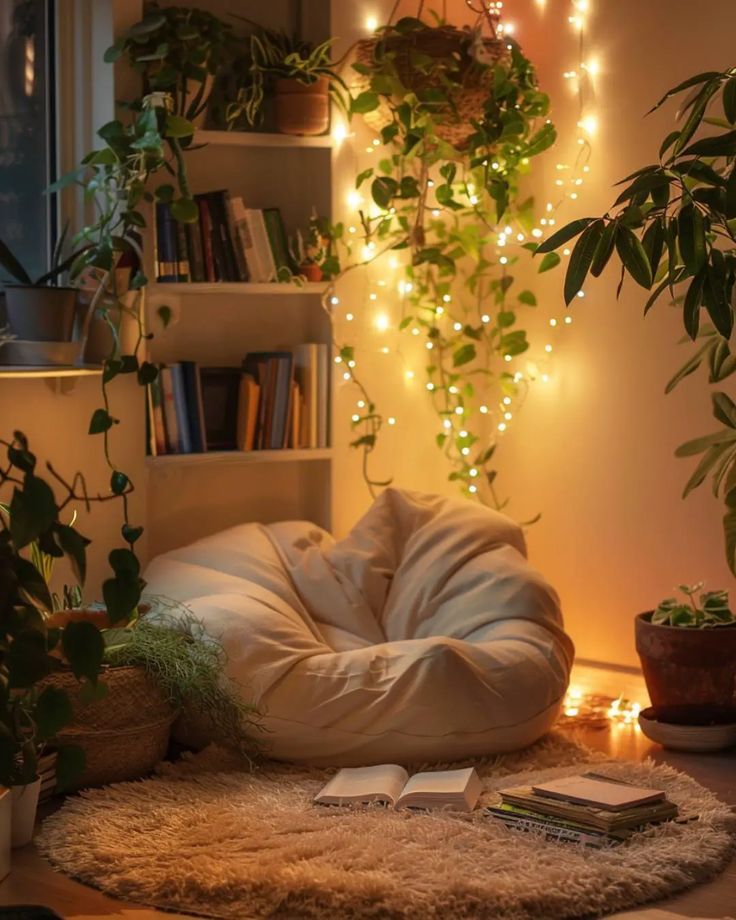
[331,0,736,667]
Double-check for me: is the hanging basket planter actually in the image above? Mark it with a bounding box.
[354,22,511,151]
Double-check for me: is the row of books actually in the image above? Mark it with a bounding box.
[155,191,294,284]
[146,344,330,456]
[486,772,679,848]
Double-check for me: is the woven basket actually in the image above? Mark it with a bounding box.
[354,26,510,150]
[41,666,175,790]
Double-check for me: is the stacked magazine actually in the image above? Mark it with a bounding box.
[486,773,679,848]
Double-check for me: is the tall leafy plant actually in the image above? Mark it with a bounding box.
[337,16,555,508]
[537,67,736,572]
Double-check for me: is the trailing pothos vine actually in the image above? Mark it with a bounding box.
[328,15,557,510]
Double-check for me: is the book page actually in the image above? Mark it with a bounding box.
[397,767,480,810]
[314,765,408,806]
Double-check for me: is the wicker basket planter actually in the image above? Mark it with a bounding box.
[41,665,175,790]
[354,26,510,150]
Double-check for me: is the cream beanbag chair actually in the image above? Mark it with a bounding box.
[144,488,574,765]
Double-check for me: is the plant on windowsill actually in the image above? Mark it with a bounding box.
[0,225,85,347]
[223,23,349,136]
[636,584,736,745]
[104,2,233,129]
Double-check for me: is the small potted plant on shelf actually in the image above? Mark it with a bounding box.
[225,23,349,136]
[105,2,233,129]
[0,226,83,351]
[636,584,736,751]
[289,214,333,282]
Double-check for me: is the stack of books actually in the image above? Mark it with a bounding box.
[147,344,330,457]
[486,773,679,848]
[155,191,294,284]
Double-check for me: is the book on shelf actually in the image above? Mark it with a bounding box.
[315,765,482,812]
[485,772,678,848]
[154,189,297,285]
[147,344,329,457]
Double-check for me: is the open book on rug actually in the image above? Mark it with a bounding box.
[314,765,482,812]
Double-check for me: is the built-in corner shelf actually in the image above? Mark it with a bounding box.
[0,365,102,379]
[195,129,333,150]
[147,447,333,469]
[150,282,328,296]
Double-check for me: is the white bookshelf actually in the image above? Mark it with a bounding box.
[143,0,335,558]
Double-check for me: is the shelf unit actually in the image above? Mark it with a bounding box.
[144,0,335,558]
[0,365,102,379]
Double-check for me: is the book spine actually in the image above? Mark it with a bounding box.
[317,344,329,448]
[224,191,249,281]
[250,209,277,282]
[197,197,217,282]
[207,191,238,282]
[150,375,167,455]
[181,362,206,453]
[486,813,608,848]
[159,366,180,453]
[174,219,190,282]
[185,220,206,283]
[242,209,269,282]
[170,363,192,453]
[262,208,292,281]
[155,203,178,283]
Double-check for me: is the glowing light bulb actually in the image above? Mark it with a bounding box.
[461,447,470,456]
[343,371,351,380]
[479,405,488,414]
[578,114,598,136]
[545,344,553,353]
[375,313,390,331]
[426,383,435,391]
[502,397,511,405]
[469,468,478,477]
[405,370,415,380]
[498,422,507,432]
[549,318,557,327]
[357,400,366,408]
[365,15,378,31]
[332,122,347,144]
[468,484,478,494]
[347,190,363,209]
[334,356,342,364]
[351,414,360,422]
[453,322,463,332]
[346,312,354,321]
[564,316,573,324]
[387,416,396,426]
[455,406,464,415]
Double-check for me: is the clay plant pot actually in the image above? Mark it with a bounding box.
[275,77,330,136]
[299,262,324,283]
[635,611,736,724]
[4,285,78,342]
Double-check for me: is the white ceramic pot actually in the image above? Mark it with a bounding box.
[11,777,41,848]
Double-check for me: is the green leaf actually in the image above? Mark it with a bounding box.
[356,168,373,188]
[538,252,560,273]
[590,221,617,278]
[9,474,56,549]
[89,408,114,435]
[678,204,707,274]
[726,166,736,219]
[712,391,736,428]
[675,429,736,457]
[724,76,736,124]
[534,218,596,254]
[62,620,105,683]
[34,686,73,741]
[517,290,537,306]
[0,238,31,284]
[665,338,713,393]
[371,177,396,210]
[351,92,380,114]
[103,575,141,624]
[564,220,605,305]
[170,198,199,223]
[122,524,144,545]
[724,508,736,576]
[137,361,158,385]
[682,441,733,498]
[7,630,51,688]
[165,114,195,139]
[453,344,476,367]
[56,524,90,586]
[14,557,52,611]
[682,129,736,157]
[615,225,653,289]
[55,745,86,793]
[647,72,720,114]
[683,271,705,340]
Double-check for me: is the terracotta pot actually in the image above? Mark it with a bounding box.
[299,263,324,283]
[275,77,330,136]
[4,286,78,342]
[635,611,736,724]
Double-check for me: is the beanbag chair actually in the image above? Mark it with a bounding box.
[143,488,574,765]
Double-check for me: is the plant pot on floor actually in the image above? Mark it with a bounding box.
[635,611,736,724]
[275,77,329,136]
[3,286,78,342]
[10,778,41,848]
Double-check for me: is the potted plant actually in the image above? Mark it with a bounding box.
[0,226,83,344]
[225,24,349,136]
[289,213,336,282]
[0,432,112,845]
[104,2,233,129]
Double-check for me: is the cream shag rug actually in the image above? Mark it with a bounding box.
[36,733,735,920]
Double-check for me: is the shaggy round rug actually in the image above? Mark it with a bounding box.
[36,733,735,920]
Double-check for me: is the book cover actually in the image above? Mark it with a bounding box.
[170,363,192,453]
[181,361,207,453]
[199,367,241,450]
[272,354,294,449]
[243,351,293,448]
[262,207,295,281]
[185,219,206,283]
[159,366,180,453]
[196,196,217,282]
[205,190,239,282]
[154,202,178,283]
[237,373,260,452]
[224,191,250,281]
[292,344,319,448]
[149,375,167,456]
[230,196,260,282]
[246,208,277,282]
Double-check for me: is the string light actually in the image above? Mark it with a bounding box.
[559,687,642,729]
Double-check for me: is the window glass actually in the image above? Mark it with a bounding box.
[0,0,52,282]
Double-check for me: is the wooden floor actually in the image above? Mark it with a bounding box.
[0,718,733,919]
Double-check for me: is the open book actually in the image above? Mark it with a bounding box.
[314,765,482,812]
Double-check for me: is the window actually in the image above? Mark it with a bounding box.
[0,0,55,281]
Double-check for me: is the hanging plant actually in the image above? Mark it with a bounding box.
[335,7,556,509]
